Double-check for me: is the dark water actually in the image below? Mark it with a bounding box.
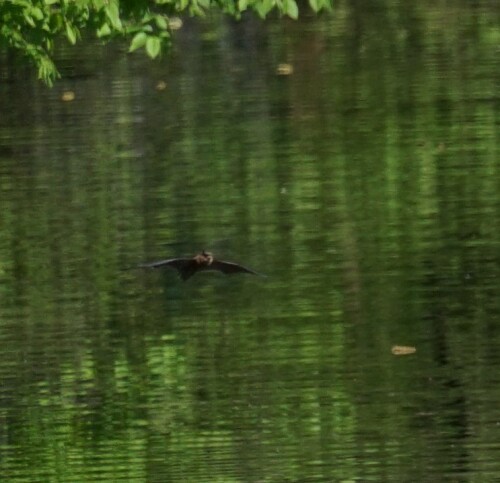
[1,2,500,482]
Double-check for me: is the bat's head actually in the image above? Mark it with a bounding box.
[197,250,214,265]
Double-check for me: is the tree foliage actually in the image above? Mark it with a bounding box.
[0,0,332,85]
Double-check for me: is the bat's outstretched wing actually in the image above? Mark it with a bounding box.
[139,258,197,280]
[139,258,191,269]
[210,259,263,276]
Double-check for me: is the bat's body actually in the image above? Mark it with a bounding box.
[139,251,262,281]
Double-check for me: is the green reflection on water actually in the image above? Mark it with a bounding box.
[0,1,499,482]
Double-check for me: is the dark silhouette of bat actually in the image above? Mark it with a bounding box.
[138,251,264,281]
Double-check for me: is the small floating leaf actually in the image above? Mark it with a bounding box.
[391,345,416,356]
[169,17,183,30]
[61,91,75,102]
[156,80,167,91]
[276,63,294,75]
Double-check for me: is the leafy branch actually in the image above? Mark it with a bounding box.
[0,0,332,85]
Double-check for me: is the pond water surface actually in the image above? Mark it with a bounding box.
[0,2,499,482]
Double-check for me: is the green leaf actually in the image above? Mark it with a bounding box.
[31,7,45,21]
[23,13,36,27]
[321,0,333,10]
[189,3,205,16]
[105,0,122,30]
[141,12,154,23]
[96,23,111,38]
[129,31,148,52]
[146,36,161,59]
[255,0,274,18]
[37,56,59,86]
[309,0,319,12]
[66,24,77,44]
[238,0,248,10]
[155,15,168,30]
[285,0,298,18]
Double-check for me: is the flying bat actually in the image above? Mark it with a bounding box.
[138,251,264,281]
